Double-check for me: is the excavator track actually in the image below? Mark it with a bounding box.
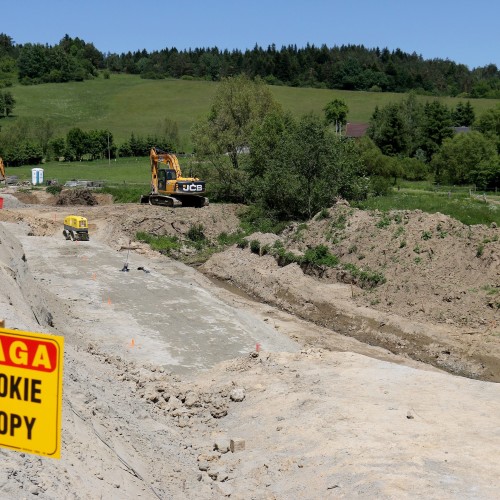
[142,194,181,207]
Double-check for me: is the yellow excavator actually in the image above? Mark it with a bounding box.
[140,147,208,207]
[0,157,5,184]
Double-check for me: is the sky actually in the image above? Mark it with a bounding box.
[2,0,499,69]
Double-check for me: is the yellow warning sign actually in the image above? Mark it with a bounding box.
[0,327,64,458]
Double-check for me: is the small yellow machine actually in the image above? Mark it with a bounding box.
[63,215,89,241]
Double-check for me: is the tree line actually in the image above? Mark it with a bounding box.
[0,74,498,215]
[190,76,500,218]
[0,116,181,166]
[0,33,499,98]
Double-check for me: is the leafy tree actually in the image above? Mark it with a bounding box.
[30,117,56,156]
[248,112,366,219]
[87,129,114,160]
[0,140,43,166]
[192,75,281,170]
[476,104,500,152]
[49,137,66,159]
[323,98,348,134]
[356,137,403,183]
[398,93,425,156]
[66,128,89,161]
[17,44,49,82]
[399,157,429,181]
[421,101,453,158]
[431,131,499,188]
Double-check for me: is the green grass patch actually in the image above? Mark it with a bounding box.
[303,244,339,267]
[341,262,386,288]
[7,156,155,185]
[353,191,500,226]
[217,231,246,247]
[136,232,181,255]
[97,184,147,203]
[238,206,290,235]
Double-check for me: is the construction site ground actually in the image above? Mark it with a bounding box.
[0,188,499,499]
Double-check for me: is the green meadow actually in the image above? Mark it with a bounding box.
[3,74,500,226]
[4,73,500,150]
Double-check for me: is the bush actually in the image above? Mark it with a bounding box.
[303,245,339,267]
[250,239,261,254]
[46,185,62,195]
[187,224,205,242]
[370,176,391,197]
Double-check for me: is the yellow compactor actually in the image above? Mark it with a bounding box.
[63,215,89,241]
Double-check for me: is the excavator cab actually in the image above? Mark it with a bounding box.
[158,169,177,191]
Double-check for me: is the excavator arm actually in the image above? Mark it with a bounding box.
[149,147,183,194]
[0,157,5,182]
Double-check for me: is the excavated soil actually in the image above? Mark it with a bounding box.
[0,188,499,499]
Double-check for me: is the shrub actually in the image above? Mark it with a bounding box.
[187,224,205,242]
[316,208,330,220]
[376,215,391,228]
[46,185,62,195]
[250,239,261,254]
[303,245,339,267]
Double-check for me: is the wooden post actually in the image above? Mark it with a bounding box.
[0,319,4,328]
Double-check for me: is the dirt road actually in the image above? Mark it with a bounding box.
[0,192,499,499]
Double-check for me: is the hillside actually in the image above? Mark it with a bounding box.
[4,74,500,149]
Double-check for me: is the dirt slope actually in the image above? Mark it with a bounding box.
[0,189,499,498]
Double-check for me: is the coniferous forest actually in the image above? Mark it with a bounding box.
[0,33,499,98]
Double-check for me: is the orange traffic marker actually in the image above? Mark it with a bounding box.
[107,297,112,305]
[129,339,135,348]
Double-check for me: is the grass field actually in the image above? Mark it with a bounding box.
[353,189,500,226]
[9,157,152,184]
[3,74,500,149]
[3,74,500,226]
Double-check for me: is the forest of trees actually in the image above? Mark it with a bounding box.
[190,77,500,213]
[0,33,499,97]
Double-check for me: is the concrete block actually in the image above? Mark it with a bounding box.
[230,438,245,453]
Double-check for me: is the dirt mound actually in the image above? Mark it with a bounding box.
[56,188,98,206]
[201,202,500,380]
